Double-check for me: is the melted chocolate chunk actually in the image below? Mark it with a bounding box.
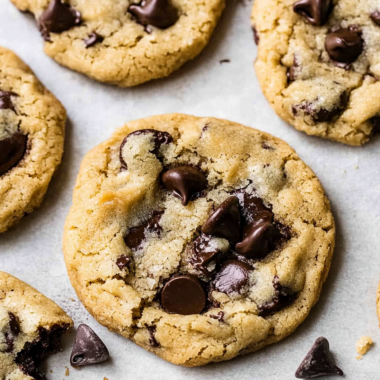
[161,275,206,315]
[213,260,252,295]
[38,0,81,41]
[252,26,259,45]
[370,11,380,26]
[84,32,104,48]
[128,0,179,29]
[209,311,224,322]
[325,27,363,64]
[0,91,18,112]
[162,166,208,206]
[70,324,109,367]
[293,0,332,26]
[16,324,70,380]
[372,116,380,133]
[116,255,131,270]
[146,325,160,347]
[259,276,295,315]
[287,55,300,83]
[124,211,163,251]
[8,312,21,336]
[201,196,241,243]
[235,221,281,259]
[0,132,28,176]
[189,234,222,275]
[292,92,348,123]
[295,337,344,378]
[120,129,173,170]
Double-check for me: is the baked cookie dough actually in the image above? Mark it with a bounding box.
[10,0,225,87]
[0,46,66,233]
[63,114,335,367]
[0,272,73,379]
[252,0,380,146]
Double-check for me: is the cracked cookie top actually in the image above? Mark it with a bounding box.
[252,0,380,146]
[0,46,66,233]
[0,272,73,380]
[63,114,335,367]
[10,0,225,87]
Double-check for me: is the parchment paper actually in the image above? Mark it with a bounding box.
[1,1,379,378]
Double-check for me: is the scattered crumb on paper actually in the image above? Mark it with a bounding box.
[356,336,373,356]
[65,366,69,376]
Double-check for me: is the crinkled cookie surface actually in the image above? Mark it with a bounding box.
[10,0,225,87]
[252,0,380,146]
[0,272,73,380]
[64,114,335,367]
[0,46,66,233]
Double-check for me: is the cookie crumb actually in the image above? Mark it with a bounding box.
[356,336,373,356]
[104,378,109,380]
[356,355,363,360]
[65,366,69,376]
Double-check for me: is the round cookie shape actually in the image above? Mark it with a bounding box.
[251,0,380,146]
[0,47,66,233]
[63,114,335,366]
[0,272,73,379]
[10,0,225,87]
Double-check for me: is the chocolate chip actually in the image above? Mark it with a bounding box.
[235,220,281,259]
[161,166,208,206]
[161,275,206,315]
[128,0,179,29]
[209,311,224,322]
[252,26,259,45]
[259,276,295,315]
[120,129,173,170]
[116,255,131,270]
[293,0,332,26]
[325,28,363,64]
[213,260,252,295]
[0,91,18,112]
[16,324,70,379]
[146,325,160,347]
[70,324,109,367]
[292,92,348,123]
[202,196,241,244]
[124,211,163,251]
[287,55,300,83]
[370,11,380,26]
[189,234,222,275]
[0,132,28,176]
[295,337,344,378]
[38,0,81,41]
[8,312,21,336]
[84,32,104,48]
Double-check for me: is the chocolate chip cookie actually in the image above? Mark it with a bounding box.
[252,0,380,145]
[10,0,225,87]
[63,114,335,366]
[0,47,66,233]
[0,271,73,379]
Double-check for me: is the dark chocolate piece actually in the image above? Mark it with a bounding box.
[161,166,208,206]
[0,91,18,112]
[293,0,332,26]
[295,337,344,378]
[325,27,363,64]
[370,11,380,26]
[116,255,131,270]
[0,132,28,176]
[84,32,104,48]
[8,312,20,336]
[201,196,241,243]
[146,325,160,347]
[70,324,109,367]
[161,275,206,315]
[209,311,224,322]
[213,260,252,295]
[38,0,81,41]
[128,0,179,29]
[124,211,163,251]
